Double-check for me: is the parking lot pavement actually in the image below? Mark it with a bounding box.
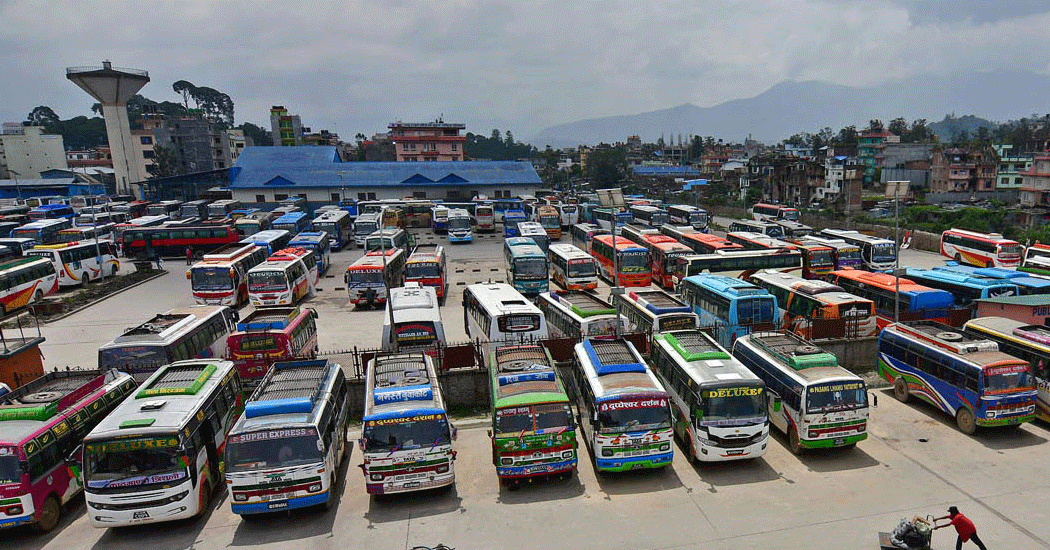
[8,394,1050,550]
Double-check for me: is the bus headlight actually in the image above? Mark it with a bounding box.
[659,443,670,452]
[601,449,613,457]
[561,450,574,459]
[500,457,513,466]
[308,484,322,493]
[436,464,449,474]
[5,505,23,516]
[809,430,819,439]
[233,492,248,502]
[986,411,995,419]
[162,491,189,505]
[369,473,383,481]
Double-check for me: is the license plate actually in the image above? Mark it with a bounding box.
[133,511,149,519]
[833,438,846,446]
[268,501,288,509]
[726,449,744,456]
[622,448,649,457]
[404,481,421,488]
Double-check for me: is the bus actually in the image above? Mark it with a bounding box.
[81,359,242,527]
[748,270,877,340]
[964,317,1050,423]
[933,264,1050,295]
[488,344,577,484]
[179,199,211,222]
[27,204,75,221]
[613,290,697,338]
[272,212,310,235]
[620,224,660,247]
[770,218,813,238]
[818,229,896,272]
[360,353,456,495]
[58,223,116,244]
[225,359,349,515]
[239,229,292,255]
[123,225,242,260]
[447,208,473,243]
[488,198,525,224]
[365,228,412,253]
[679,274,778,347]
[628,205,669,228]
[405,244,448,302]
[207,199,242,221]
[345,248,407,308]
[503,209,527,238]
[662,226,744,255]
[799,235,863,271]
[503,237,549,295]
[669,248,805,288]
[26,240,119,287]
[97,305,238,377]
[570,338,673,472]
[666,204,709,232]
[593,207,633,235]
[310,209,352,251]
[0,369,137,533]
[431,206,449,233]
[557,203,579,228]
[940,228,1023,268]
[146,200,182,218]
[289,231,332,276]
[12,219,73,244]
[726,231,794,251]
[728,219,785,239]
[352,213,380,248]
[548,242,598,291]
[535,205,562,240]
[382,283,445,356]
[590,234,651,287]
[902,267,1018,307]
[569,223,605,254]
[650,330,768,462]
[788,240,836,279]
[0,256,58,315]
[463,283,549,361]
[380,207,406,230]
[230,208,259,221]
[187,243,268,307]
[516,222,548,253]
[823,270,957,330]
[733,331,869,454]
[879,321,1037,434]
[225,306,319,385]
[233,211,272,237]
[751,203,801,222]
[475,203,496,233]
[537,290,624,339]
[637,235,692,290]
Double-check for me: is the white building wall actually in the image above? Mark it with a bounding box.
[0,126,68,178]
[232,185,538,206]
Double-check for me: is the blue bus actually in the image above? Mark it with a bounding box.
[240,229,292,255]
[272,211,310,235]
[28,203,76,220]
[503,209,527,238]
[933,263,1050,295]
[503,237,548,295]
[678,274,778,348]
[488,198,524,224]
[310,209,352,250]
[903,267,1019,307]
[338,199,358,219]
[290,231,332,275]
[879,320,1037,434]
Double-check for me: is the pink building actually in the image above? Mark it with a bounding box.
[974,295,1050,326]
[389,120,466,162]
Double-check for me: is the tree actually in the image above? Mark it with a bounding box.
[151,145,183,178]
[906,119,932,143]
[172,80,195,109]
[835,125,858,148]
[585,147,627,188]
[188,86,234,128]
[888,117,908,137]
[26,106,60,127]
[867,119,884,132]
[490,129,502,143]
[505,130,514,146]
[784,133,811,148]
[236,122,273,146]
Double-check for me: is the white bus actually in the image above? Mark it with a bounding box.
[628,204,669,228]
[650,330,768,462]
[666,204,709,232]
[570,338,673,472]
[360,353,456,495]
[26,240,120,287]
[517,221,549,252]
[82,359,242,527]
[548,242,598,291]
[382,283,446,356]
[670,248,804,288]
[728,219,785,239]
[247,250,315,307]
[0,256,58,315]
[447,208,473,243]
[570,222,606,254]
[732,331,869,454]
[225,359,350,515]
[462,283,549,361]
[613,289,699,336]
[536,290,625,340]
[818,228,896,272]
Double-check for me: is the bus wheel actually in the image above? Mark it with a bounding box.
[33,495,61,533]
[788,427,804,455]
[82,273,91,285]
[111,265,119,277]
[956,408,977,435]
[32,289,43,303]
[954,253,962,264]
[986,261,994,268]
[195,481,212,518]
[893,378,910,403]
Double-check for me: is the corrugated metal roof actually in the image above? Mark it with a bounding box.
[229,146,541,189]
[975,294,1050,306]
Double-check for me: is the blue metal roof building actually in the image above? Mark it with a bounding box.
[228,146,542,206]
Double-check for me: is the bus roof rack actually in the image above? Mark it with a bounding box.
[245,359,331,418]
[237,307,299,331]
[136,362,218,399]
[628,290,690,314]
[0,370,106,422]
[895,321,999,354]
[552,290,615,317]
[583,339,646,375]
[661,331,729,362]
[748,331,837,370]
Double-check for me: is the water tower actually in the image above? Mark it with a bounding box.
[66,61,150,195]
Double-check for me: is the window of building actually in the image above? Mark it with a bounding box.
[413,191,427,199]
[331,193,340,202]
[358,192,367,200]
[275,194,288,201]
[403,143,409,151]
[256,194,266,203]
[143,150,155,159]
[410,143,416,151]
[451,143,457,151]
[140,136,153,145]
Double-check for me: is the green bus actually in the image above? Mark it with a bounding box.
[488,344,577,486]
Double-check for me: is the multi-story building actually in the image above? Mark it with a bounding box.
[882,142,932,170]
[152,112,233,174]
[929,146,999,193]
[226,129,249,163]
[270,106,304,146]
[389,119,466,162]
[66,147,113,169]
[750,154,825,206]
[857,129,898,185]
[0,125,68,179]
[1019,155,1050,226]
[994,144,1033,191]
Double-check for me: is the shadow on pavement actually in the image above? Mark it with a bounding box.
[593,461,683,497]
[4,499,86,547]
[90,486,226,550]
[363,485,465,525]
[496,471,586,505]
[692,455,783,493]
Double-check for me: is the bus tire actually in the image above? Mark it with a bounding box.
[82,273,91,285]
[986,261,994,268]
[954,253,962,264]
[788,427,804,455]
[111,265,119,278]
[893,378,910,403]
[956,408,977,435]
[32,495,61,534]
[196,481,212,518]
[32,289,43,303]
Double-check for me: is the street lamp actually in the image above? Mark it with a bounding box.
[889,180,905,323]
[379,206,397,350]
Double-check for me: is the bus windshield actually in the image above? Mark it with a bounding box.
[364,415,451,452]
[736,297,776,325]
[568,260,596,278]
[84,438,187,491]
[872,243,896,263]
[448,217,470,231]
[0,452,20,484]
[539,215,560,229]
[366,237,394,250]
[406,262,440,279]
[810,249,834,267]
[618,251,649,271]
[984,364,1034,394]
[783,210,800,221]
[192,267,234,290]
[999,244,1023,257]
[838,248,861,262]
[805,381,867,414]
[249,270,288,292]
[598,399,671,434]
[356,221,378,235]
[701,387,765,424]
[99,345,167,370]
[495,403,573,435]
[348,270,383,284]
[226,428,322,472]
[234,334,280,353]
[514,257,547,278]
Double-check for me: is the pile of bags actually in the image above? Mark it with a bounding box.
[890,516,933,549]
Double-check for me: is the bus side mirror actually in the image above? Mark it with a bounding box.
[357,438,365,452]
[451,426,458,441]
[309,308,319,319]
[185,270,192,280]
[871,393,878,408]
[65,444,82,467]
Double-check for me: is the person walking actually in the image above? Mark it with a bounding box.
[185,246,194,265]
[154,254,163,271]
[934,506,988,550]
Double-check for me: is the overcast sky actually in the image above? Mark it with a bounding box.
[2,0,1049,143]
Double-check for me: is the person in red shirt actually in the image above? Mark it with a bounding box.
[934,506,988,550]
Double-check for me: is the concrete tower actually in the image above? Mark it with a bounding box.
[66,61,150,195]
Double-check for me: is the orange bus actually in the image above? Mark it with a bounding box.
[405,244,448,303]
[639,234,692,290]
[536,205,562,240]
[590,234,651,287]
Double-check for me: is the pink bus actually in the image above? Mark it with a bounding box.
[0,369,136,533]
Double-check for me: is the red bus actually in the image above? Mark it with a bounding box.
[405,244,448,303]
[122,225,242,261]
[0,370,137,533]
[940,228,1023,268]
[590,234,651,287]
[225,306,319,386]
[823,269,959,329]
[187,242,268,307]
[640,234,692,290]
[678,231,745,255]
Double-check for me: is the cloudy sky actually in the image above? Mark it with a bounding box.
[2,0,1049,142]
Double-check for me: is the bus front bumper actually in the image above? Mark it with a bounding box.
[496,457,577,479]
[801,433,867,449]
[231,491,329,515]
[365,472,454,495]
[594,451,673,472]
[0,494,34,530]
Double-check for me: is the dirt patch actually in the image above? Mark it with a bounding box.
[4,269,165,326]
